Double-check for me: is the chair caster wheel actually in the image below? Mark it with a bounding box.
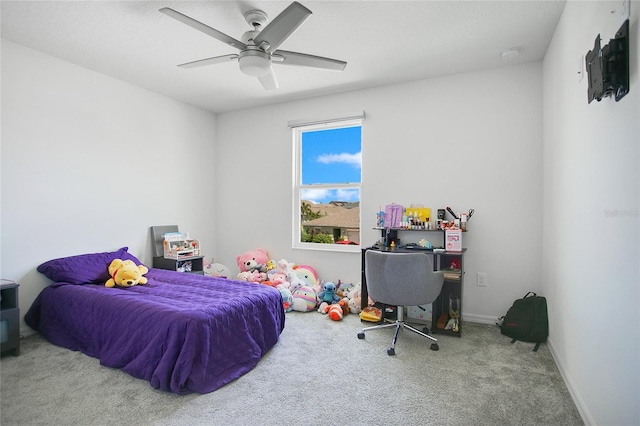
[387,347,395,356]
[357,332,365,339]
[430,343,439,351]
[422,327,430,334]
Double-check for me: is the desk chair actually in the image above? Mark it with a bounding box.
[358,250,444,355]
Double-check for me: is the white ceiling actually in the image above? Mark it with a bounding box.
[1,1,566,114]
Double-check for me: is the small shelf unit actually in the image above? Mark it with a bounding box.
[150,225,204,275]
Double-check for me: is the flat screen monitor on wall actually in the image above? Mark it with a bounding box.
[586,19,630,104]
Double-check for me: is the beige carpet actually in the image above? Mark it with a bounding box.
[0,311,582,425]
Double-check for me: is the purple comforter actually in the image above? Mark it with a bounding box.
[25,268,285,394]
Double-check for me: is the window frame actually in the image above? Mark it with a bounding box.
[292,118,362,253]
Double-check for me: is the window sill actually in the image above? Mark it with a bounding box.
[293,243,361,253]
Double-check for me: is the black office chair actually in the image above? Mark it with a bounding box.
[357,250,444,355]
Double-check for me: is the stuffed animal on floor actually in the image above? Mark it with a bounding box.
[339,298,350,316]
[279,287,294,313]
[318,282,340,305]
[203,259,232,279]
[266,260,276,271]
[291,285,318,312]
[347,284,362,314]
[360,306,382,322]
[336,280,354,298]
[266,272,287,287]
[105,259,148,288]
[273,259,305,291]
[236,249,269,281]
[293,264,318,288]
[328,303,344,321]
[318,302,344,321]
[237,270,263,283]
[348,296,362,314]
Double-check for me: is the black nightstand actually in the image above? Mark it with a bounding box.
[1,280,20,356]
[153,256,205,274]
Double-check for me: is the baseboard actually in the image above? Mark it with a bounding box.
[463,313,498,325]
[547,337,593,425]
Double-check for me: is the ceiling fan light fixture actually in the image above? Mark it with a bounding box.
[161,2,347,91]
[238,51,271,77]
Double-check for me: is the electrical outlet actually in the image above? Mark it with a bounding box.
[477,272,487,287]
[578,55,584,82]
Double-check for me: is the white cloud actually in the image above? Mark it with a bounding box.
[335,189,359,202]
[301,189,333,203]
[316,151,361,168]
[301,188,359,203]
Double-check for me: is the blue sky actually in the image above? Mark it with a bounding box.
[301,126,361,204]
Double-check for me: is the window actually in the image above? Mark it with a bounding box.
[292,116,362,251]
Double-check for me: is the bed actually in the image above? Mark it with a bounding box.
[25,247,285,395]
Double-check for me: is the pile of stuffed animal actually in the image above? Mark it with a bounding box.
[316,280,363,320]
[218,248,364,320]
[103,249,364,321]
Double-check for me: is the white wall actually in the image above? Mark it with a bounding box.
[0,40,218,333]
[216,62,543,324]
[542,2,639,425]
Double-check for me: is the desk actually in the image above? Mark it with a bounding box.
[360,246,466,337]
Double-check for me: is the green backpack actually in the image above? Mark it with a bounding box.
[500,292,549,352]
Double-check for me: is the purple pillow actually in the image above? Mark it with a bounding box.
[37,247,143,285]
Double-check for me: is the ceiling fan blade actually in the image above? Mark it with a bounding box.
[160,7,247,51]
[273,50,347,71]
[258,67,279,90]
[252,2,312,52]
[178,54,239,69]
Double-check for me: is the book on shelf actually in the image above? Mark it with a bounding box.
[442,269,461,281]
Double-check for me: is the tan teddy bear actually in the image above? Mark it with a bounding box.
[105,259,149,288]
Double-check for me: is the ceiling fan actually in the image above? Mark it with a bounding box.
[160,1,347,90]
